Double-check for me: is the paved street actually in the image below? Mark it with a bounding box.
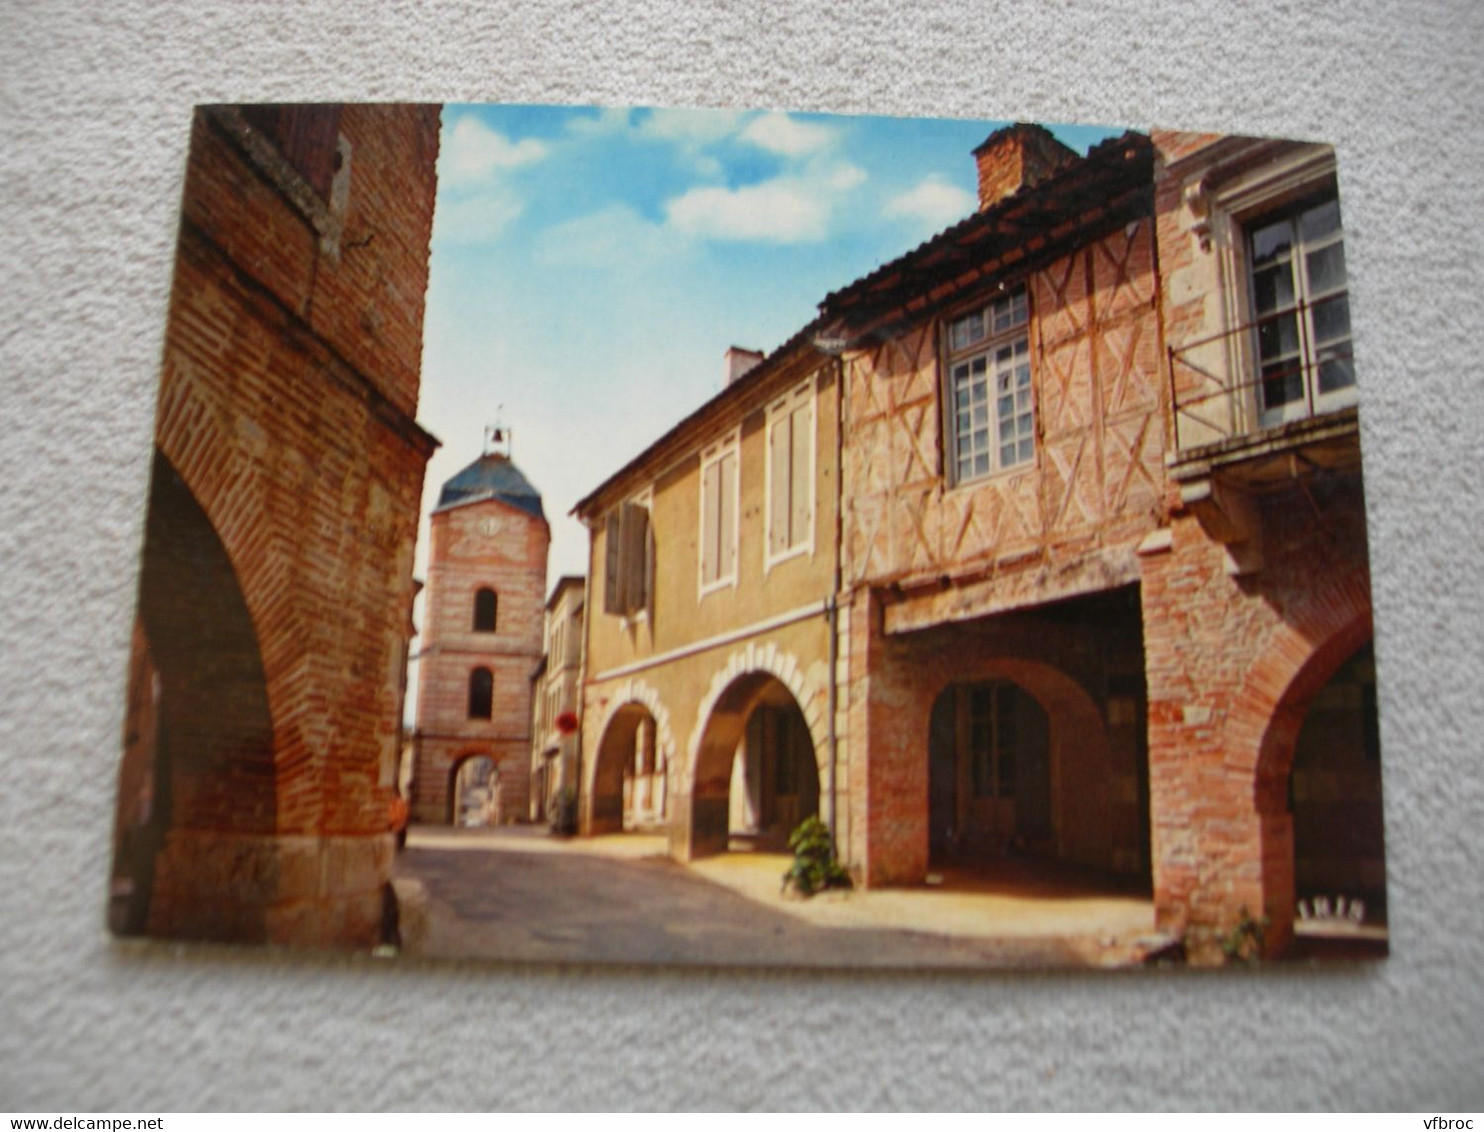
[392,827,1166,970]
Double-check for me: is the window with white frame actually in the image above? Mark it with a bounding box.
[1247,191,1355,425]
[766,380,814,565]
[699,431,739,593]
[945,286,1034,484]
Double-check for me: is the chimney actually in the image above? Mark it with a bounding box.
[724,346,765,386]
[972,123,1081,211]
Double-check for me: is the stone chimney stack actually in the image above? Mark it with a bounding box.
[972,123,1081,212]
[725,346,765,386]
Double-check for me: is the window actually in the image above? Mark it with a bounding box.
[603,499,652,617]
[699,432,739,594]
[1247,192,1355,425]
[473,587,497,632]
[946,287,1034,484]
[467,667,493,720]
[766,381,815,565]
[968,682,1025,799]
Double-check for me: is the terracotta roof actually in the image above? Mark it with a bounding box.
[816,130,1153,345]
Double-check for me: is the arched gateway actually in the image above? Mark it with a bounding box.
[677,646,829,860]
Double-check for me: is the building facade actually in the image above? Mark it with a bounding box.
[1142,130,1379,956]
[574,340,841,858]
[528,575,586,824]
[111,104,442,948]
[570,123,1382,962]
[410,444,550,826]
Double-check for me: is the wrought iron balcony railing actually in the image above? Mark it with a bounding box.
[1167,296,1357,455]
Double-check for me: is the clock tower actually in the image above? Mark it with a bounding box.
[409,437,550,826]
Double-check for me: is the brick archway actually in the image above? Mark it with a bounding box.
[1239,572,1374,953]
[447,750,497,826]
[585,679,676,835]
[125,452,278,941]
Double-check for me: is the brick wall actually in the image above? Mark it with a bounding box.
[1140,473,1373,958]
[115,104,441,949]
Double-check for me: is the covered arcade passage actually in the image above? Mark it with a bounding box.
[682,672,821,859]
[1289,641,1386,923]
[587,701,669,834]
[859,586,1151,889]
[111,453,277,940]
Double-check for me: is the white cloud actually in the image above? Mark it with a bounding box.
[828,163,867,191]
[440,115,548,189]
[739,112,836,157]
[666,179,830,243]
[565,106,633,136]
[636,107,745,148]
[534,204,682,269]
[884,176,977,231]
[431,189,525,246]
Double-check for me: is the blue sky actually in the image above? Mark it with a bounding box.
[414,105,1126,590]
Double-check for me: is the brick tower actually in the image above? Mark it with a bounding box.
[411,432,549,825]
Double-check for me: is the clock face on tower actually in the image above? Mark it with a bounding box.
[477,516,504,538]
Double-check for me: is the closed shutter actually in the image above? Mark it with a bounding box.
[603,509,622,614]
[719,450,737,580]
[790,399,811,548]
[622,501,649,614]
[701,459,721,585]
[769,412,790,555]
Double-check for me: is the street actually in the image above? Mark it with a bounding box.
[392,827,1166,970]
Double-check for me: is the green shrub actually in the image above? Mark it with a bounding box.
[549,786,577,836]
[1218,906,1270,964]
[781,816,853,897]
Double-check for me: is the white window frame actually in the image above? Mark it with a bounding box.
[943,285,1035,487]
[1195,145,1355,435]
[1244,192,1355,428]
[697,427,741,598]
[764,378,816,572]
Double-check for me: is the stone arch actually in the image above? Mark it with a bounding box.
[924,655,1115,870]
[679,643,827,859]
[585,679,677,835]
[683,642,828,798]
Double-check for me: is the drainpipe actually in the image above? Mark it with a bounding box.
[826,353,846,854]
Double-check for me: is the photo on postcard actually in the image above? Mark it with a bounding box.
[109,103,1385,969]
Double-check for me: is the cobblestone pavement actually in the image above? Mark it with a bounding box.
[392,827,1166,971]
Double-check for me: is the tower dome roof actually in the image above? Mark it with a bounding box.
[435,452,545,519]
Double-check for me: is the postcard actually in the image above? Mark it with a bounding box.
[110,103,1384,968]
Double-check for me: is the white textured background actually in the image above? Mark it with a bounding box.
[2,0,1482,1111]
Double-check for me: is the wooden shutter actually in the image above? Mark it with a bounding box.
[769,412,790,555]
[622,502,649,614]
[719,450,737,580]
[604,510,622,614]
[701,459,721,585]
[790,398,811,549]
